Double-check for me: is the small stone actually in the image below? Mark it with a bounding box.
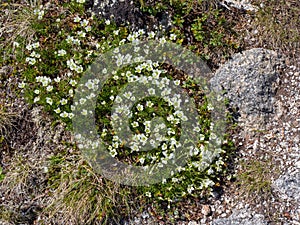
[201,205,211,216]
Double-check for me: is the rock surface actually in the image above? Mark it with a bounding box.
[273,167,300,203]
[211,207,267,225]
[209,48,284,133]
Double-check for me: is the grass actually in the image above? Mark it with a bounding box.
[235,157,278,200]
[251,0,300,60]
[43,153,136,224]
[0,105,18,139]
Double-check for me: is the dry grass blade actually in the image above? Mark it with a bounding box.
[0,105,18,138]
[0,0,41,50]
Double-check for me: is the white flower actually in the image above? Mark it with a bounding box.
[170,33,177,41]
[193,127,201,132]
[123,92,132,99]
[76,0,85,3]
[148,88,155,95]
[146,101,154,107]
[74,15,81,23]
[152,69,161,79]
[46,97,53,105]
[54,77,61,82]
[18,82,26,88]
[46,85,53,92]
[172,177,179,183]
[85,25,92,32]
[81,109,88,115]
[60,98,68,105]
[139,157,145,165]
[66,36,74,44]
[207,103,214,111]
[73,38,81,45]
[187,185,194,194]
[174,80,180,85]
[34,89,40,94]
[67,113,74,119]
[60,111,69,118]
[110,149,117,157]
[131,121,139,128]
[54,108,61,114]
[136,104,144,111]
[69,89,74,97]
[32,42,40,49]
[57,49,67,56]
[159,37,167,45]
[77,31,86,38]
[34,96,40,103]
[75,65,83,73]
[199,134,205,141]
[25,57,36,65]
[26,44,33,51]
[115,96,122,103]
[13,42,20,48]
[145,192,152,197]
[113,29,120,35]
[69,79,77,86]
[79,98,86,105]
[148,31,155,39]
[105,19,110,25]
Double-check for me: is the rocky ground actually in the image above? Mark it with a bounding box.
[0,0,299,224]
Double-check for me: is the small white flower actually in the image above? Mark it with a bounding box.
[80,19,88,27]
[60,98,68,105]
[60,111,69,118]
[131,121,139,128]
[54,77,61,82]
[193,127,201,132]
[85,25,92,32]
[105,19,110,25]
[113,29,120,35]
[174,80,180,85]
[146,101,154,107]
[79,98,86,105]
[13,42,20,48]
[170,33,177,41]
[32,42,40,49]
[69,79,77,86]
[145,192,152,197]
[81,109,88,115]
[74,15,81,23]
[34,89,40,94]
[148,88,155,95]
[136,104,144,111]
[159,37,167,45]
[77,31,86,38]
[148,31,155,39]
[46,97,53,105]
[46,85,53,92]
[26,44,33,51]
[54,108,61,114]
[34,96,40,103]
[57,49,67,56]
[67,113,74,119]
[18,82,26,88]
[76,0,85,3]
[69,89,74,97]
[110,149,117,157]
[207,103,214,111]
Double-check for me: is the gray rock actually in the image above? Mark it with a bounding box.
[272,168,300,203]
[209,48,284,133]
[211,207,267,225]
